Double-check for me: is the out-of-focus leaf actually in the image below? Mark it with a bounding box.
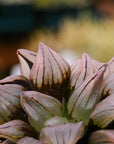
[68,67,106,125]
[0,83,25,124]
[30,42,71,101]
[0,120,36,143]
[17,136,43,144]
[71,59,81,74]
[1,140,14,144]
[21,91,62,132]
[90,94,114,128]
[17,49,36,79]
[0,75,30,90]
[102,73,114,98]
[89,130,114,144]
[70,53,95,90]
[44,116,68,127]
[93,57,114,78]
[40,121,85,144]
[92,59,105,71]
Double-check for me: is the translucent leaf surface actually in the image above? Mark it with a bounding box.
[0,120,35,143]
[40,121,85,144]
[70,53,95,90]
[44,116,68,127]
[68,67,105,125]
[17,136,43,144]
[0,75,30,90]
[90,94,114,128]
[21,91,62,132]
[89,130,114,144]
[0,84,24,124]
[17,49,36,79]
[102,73,114,97]
[30,42,71,100]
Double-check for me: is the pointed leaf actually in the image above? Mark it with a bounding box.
[70,53,96,90]
[17,49,36,79]
[17,136,43,144]
[0,75,30,90]
[30,42,71,101]
[104,57,114,77]
[90,94,114,128]
[21,91,62,132]
[92,59,105,72]
[40,121,85,144]
[71,59,81,74]
[89,130,114,144]
[0,120,36,143]
[102,73,114,98]
[0,83,25,124]
[68,66,106,125]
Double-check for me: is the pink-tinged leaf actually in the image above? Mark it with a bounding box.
[70,53,96,90]
[102,73,114,98]
[40,121,85,144]
[1,140,13,144]
[92,59,105,72]
[104,57,114,78]
[0,120,36,143]
[30,42,71,101]
[0,83,25,124]
[0,75,30,90]
[21,91,62,132]
[90,94,114,128]
[17,136,43,144]
[71,59,81,74]
[68,66,106,125]
[89,130,114,144]
[17,49,36,79]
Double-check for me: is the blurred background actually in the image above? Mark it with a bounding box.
[0,0,114,79]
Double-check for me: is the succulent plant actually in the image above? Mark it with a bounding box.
[0,42,113,144]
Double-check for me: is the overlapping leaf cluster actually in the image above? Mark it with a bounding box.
[0,43,113,144]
